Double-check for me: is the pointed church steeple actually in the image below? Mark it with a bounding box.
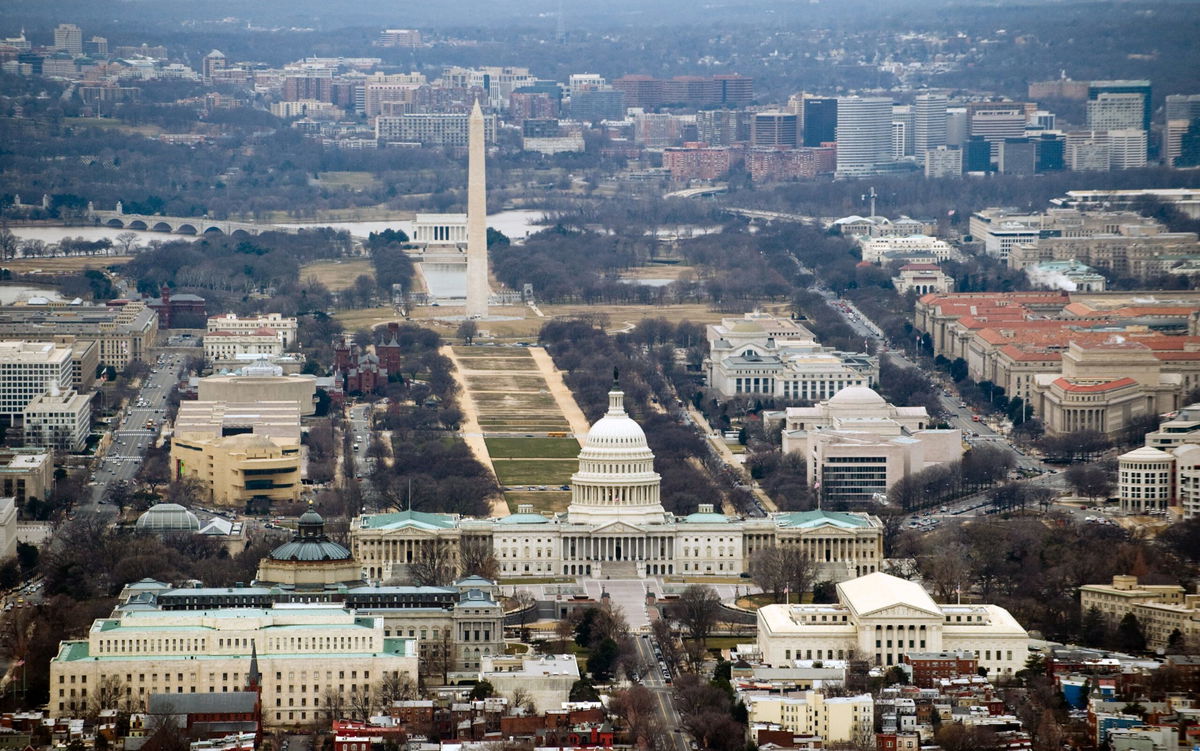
[246,641,261,691]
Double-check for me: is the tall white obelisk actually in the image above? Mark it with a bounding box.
[465,99,489,319]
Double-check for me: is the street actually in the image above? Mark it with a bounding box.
[633,634,691,751]
[86,353,187,517]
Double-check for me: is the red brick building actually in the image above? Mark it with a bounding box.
[903,651,979,688]
[662,144,742,180]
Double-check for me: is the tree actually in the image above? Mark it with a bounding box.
[461,536,500,581]
[374,670,416,710]
[674,585,723,651]
[608,685,664,750]
[115,231,140,254]
[747,548,815,602]
[0,226,17,261]
[1168,628,1186,653]
[651,617,683,674]
[1079,606,1109,648]
[456,320,479,344]
[469,680,495,699]
[569,679,600,702]
[588,638,620,683]
[1065,463,1114,501]
[510,687,536,714]
[1115,613,1147,653]
[512,589,536,642]
[406,544,457,587]
[88,675,130,717]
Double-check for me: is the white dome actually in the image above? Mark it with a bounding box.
[578,390,653,457]
[828,385,886,407]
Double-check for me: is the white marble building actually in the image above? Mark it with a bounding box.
[350,385,885,582]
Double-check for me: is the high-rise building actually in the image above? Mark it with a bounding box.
[946,107,968,146]
[53,24,82,56]
[377,28,422,47]
[567,73,606,98]
[892,105,914,156]
[968,103,1028,160]
[1107,129,1148,169]
[924,145,962,178]
[697,109,752,145]
[891,120,907,159]
[83,36,107,56]
[1089,80,1151,132]
[964,137,994,173]
[0,341,73,421]
[715,74,754,106]
[1036,133,1066,172]
[835,96,893,176]
[751,112,799,148]
[802,97,837,147]
[201,49,225,82]
[997,138,1037,175]
[1165,94,1200,166]
[569,88,625,123]
[1086,92,1145,131]
[913,94,948,157]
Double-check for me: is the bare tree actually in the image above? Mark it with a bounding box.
[673,585,723,654]
[512,590,536,642]
[115,232,140,255]
[461,536,500,581]
[608,685,662,750]
[374,670,417,711]
[406,543,457,586]
[748,547,816,602]
[510,687,536,714]
[319,686,347,722]
[650,617,683,674]
[87,675,130,718]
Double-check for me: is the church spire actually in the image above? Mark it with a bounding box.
[247,641,261,691]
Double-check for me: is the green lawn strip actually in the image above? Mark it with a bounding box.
[492,459,576,486]
[485,437,581,458]
[504,490,571,514]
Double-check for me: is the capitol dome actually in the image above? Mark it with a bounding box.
[567,383,666,526]
[827,385,887,408]
[136,503,201,533]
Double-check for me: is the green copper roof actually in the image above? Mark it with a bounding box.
[496,513,551,525]
[775,510,870,529]
[361,510,458,531]
[681,512,730,524]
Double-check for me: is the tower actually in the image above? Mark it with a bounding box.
[465,100,489,319]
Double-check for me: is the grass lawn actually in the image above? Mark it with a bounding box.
[315,171,379,189]
[735,592,806,609]
[452,346,534,359]
[492,460,576,487]
[334,306,402,330]
[300,259,375,290]
[64,117,162,136]
[687,637,744,650]
[505,490,571,514]
[465,374,548,392]
[454,357,541,372]
[2,256,134,274]
[472,391,561,412]
[486,437,581,458]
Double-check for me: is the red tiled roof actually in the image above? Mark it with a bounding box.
[1052,376,1138,393]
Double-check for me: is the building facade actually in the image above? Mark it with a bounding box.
[350,384,884,583]
[0,341,73,421]
[757,572,1029,676]
[207,314,298,348]
[23,388,92,452]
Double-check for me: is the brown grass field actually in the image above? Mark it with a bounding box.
[3,256,134,274]
[300,259,375,291]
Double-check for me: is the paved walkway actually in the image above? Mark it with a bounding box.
[528,346,592,441]
[442,345,509,517]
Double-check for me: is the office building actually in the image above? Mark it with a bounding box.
[757,571,1029,675]
[706,313,878,401]
[997,138,1037,175]
[207,314,298,348]
[0,341,73,421]
[53,24,82,56]
[351,381,885,583]
[0,448,53,506]
[968,104,1028,160]
[891,120,908,160]
[567,73,606,98]
[963,136,994,172]
[752,112,799,148]
[0,496,14,561]
[924,145,962,178]
[662,145,739,181]
[1107,129,1148,169]
[1143,403,1200,450]
[782,387,962,504]
[197,374,318,417]
[913,94,948,157]
[802,97,837,147]
[49,606,418,727]
[23,387,92,452]
[204,329,283,364]
[171,402,302,510]
[1165,94,1200,166]
[744,146,836,182]
[1117,404,1200,517]
[1079,575,1198,650]
[1036,133,1066,172]
[1089,80,1152,132]
[0,303,158,369]
[569,88,625,123]
[946,107,968,146]
[696,109,752,146]
[835,97,893,176]
[376,29,422,48]
[859,235,956,264]
[1087,92,1146,132]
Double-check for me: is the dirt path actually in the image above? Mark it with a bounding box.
[442,345,509,517]
[528,346,591,443]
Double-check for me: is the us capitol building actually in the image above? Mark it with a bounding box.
[350,384,884,581]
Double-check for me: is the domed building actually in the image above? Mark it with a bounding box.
[136,503,201,533]
[256,503,362,589]
[350,382,887,583]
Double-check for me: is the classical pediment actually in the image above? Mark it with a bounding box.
[858,603,942,620]
[590,520,651,536]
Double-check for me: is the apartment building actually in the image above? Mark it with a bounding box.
[0,341,73,421]
[23,388,92,452]
[744,691,874,744]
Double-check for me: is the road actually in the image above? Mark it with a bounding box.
[633,634,691,751]
[348,402,383,510]
[86,354,186,517]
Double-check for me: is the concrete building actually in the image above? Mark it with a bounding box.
[350,384,884,583]
[48,607,418,727]
[0,496,15,560]
[411,214,467,248]
[705,313,877,401]
[968,104,1028,160]
[1165,94,1200,166]
[835,97,893,176]
[197,375,318,416]
[0,341,73,421]
[802,97,837,147]
[477,655,579,713]
[782,387,962,504]
[924,145,962,178]
[375,112,495,148]
[751,112,799,148]
[207,314,298,348]
[892,264,954,296]
[53,24,83,56]
[1144,403,1200,449]
[0,448,53,506]
[742,691,873,744]
[757,572,1029,676]
[1107,129,1148,170]
[23,388,92,452]
[913,94,948,158]
[1118,404,1200,517]
[171,402,302,510]
[1025,260,1107,292]
[1079,575,1198,650]
[1117,446,1175,514]
[1087,93,1147,132]
[859,235,956,264]
[204,329,284,364]
[0,304,158,369]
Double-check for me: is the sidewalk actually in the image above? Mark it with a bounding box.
[441,345,509,517]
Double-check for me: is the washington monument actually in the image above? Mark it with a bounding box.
[465,99,489,319]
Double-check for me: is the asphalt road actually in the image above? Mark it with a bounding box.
[86,353,186,516]
[633,634,691,751]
